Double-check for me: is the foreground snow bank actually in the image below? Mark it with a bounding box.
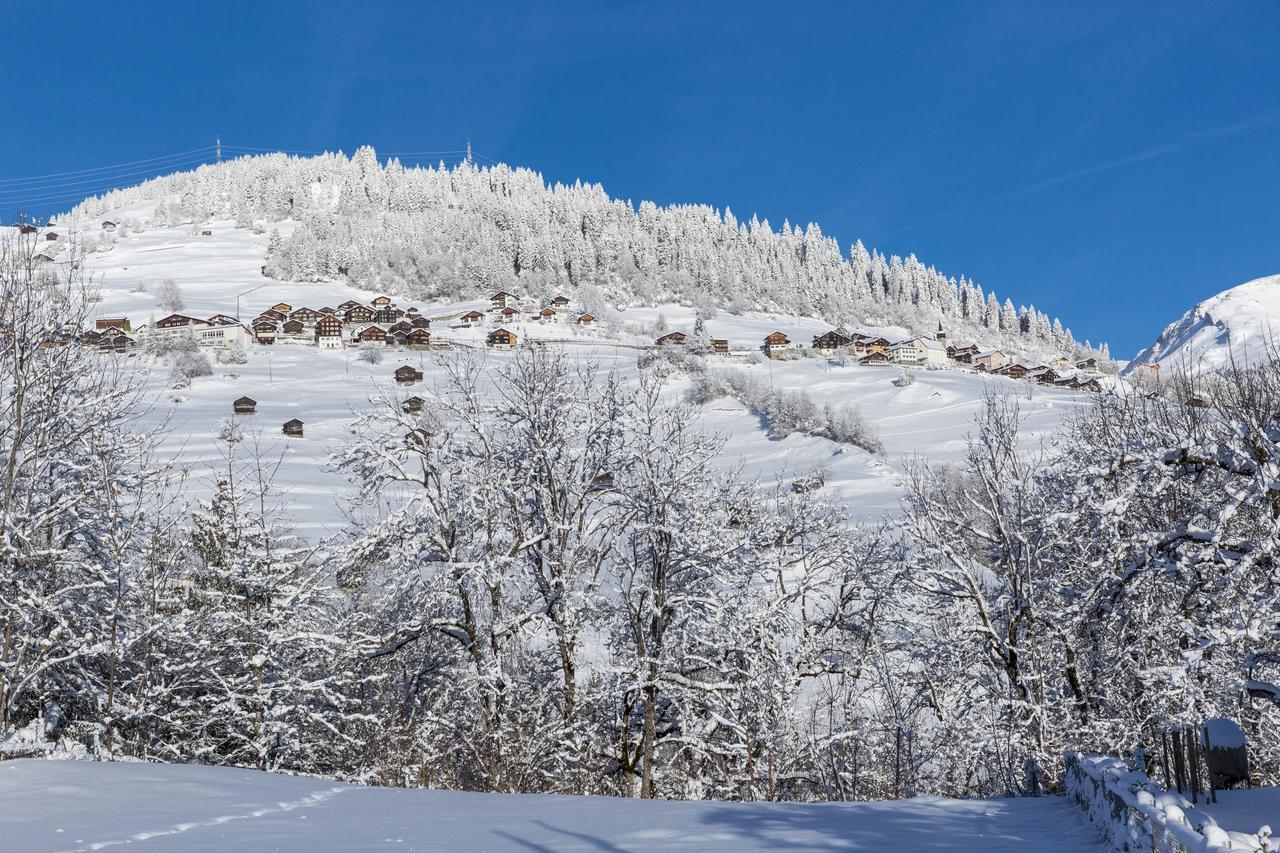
[0,759,1107,852]
[1064,752,1271,852]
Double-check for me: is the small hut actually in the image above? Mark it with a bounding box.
[394,365,425,384]
[282,418,304,437]
[402,396,425,414]
[233,396,257,415]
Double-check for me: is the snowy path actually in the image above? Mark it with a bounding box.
[0,760,1106,852]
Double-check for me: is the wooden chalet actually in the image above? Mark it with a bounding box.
[155,313,204,330]
[388,321,415,335]
[763,331,790,359]
[551,295,570,309]
[282,418,304,437]
[859,351,890,366]
[357,325,387,344]
[99,332,133,353]
[402,396,425,414]
[206,314,237,326]
[536,307,556,322]
[812,330,852,353]
[710,339,730,354]
[16,223,38,235]
[281,319,306,335]
[498,306,520,322]
[200,230,212,237]
[257,309,286,322]
[253,321,277,343]
[1032,368,1061,385]
[233,396,257,415]
[345,305,376,323]
[337,300,364,312]
[1076,357,1099,371]
[46,232,59,241]
[290,307,322,324]
[315,315,343,337]
[391,331,410,346]
[81,329,103,346]
[460,310,484,325]
[947,343,980,361]
[410,316,431,329]
[374,306,402,324]
[856,336,891,355]
[95,317,131,332]
[487,328,518,349]
[656,331,687,346]
[371,296,392,307]
[490,290,517,309]
[319,306,337,315]
[394,365,425,384]
[576,313,595,326]
[270,303,292,314]
[406,329,431,349]
[1003,363,1029,380]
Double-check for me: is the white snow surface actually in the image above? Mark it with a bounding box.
[0,759,1107,852]
[55,213,1093,535]
[1130,273,1280,371]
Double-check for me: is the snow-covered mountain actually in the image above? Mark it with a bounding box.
[1130,273,1280,371]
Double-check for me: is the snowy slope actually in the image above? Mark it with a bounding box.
[0,759,1107,853]
[41,212,1097,535]
[1130,273,1280,371]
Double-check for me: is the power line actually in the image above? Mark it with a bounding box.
[0,146,215,185]
[0,155,215,197]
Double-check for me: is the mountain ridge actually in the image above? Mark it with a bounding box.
[1130,272,1280,371]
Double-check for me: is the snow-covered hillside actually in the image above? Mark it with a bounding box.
[64,148,1107,365]
[1130,273,1280,371]
[0,759,1108,852]
[57,212,1095,535]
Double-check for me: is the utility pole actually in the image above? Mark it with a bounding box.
[216,135,222,163]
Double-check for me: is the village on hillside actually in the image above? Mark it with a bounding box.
[69,281,1114,394]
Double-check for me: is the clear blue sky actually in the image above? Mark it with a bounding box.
[4,1,1278,357]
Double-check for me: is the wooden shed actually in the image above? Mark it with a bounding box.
[282,418,304,437]
[394,365,425,384]
[233,396,257,415]
[487,328,518,349]
[402,396,425,414]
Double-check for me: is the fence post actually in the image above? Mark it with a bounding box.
[1201,725,1218,804]
[1160,729,1172,790]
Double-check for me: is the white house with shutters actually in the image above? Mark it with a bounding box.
[889,336,949,367]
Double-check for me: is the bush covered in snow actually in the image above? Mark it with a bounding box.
[688,366,884,454]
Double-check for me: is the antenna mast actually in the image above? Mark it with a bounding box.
[465,138,473,165]
[216,135,222,163]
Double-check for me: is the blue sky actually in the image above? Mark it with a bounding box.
[3,1,1277,357]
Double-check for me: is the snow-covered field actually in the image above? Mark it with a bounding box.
[0,759,1107,853]
[67,213,1093,535]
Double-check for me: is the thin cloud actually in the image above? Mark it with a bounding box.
[1024,108,1280,193]
[879,107,1280,236]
